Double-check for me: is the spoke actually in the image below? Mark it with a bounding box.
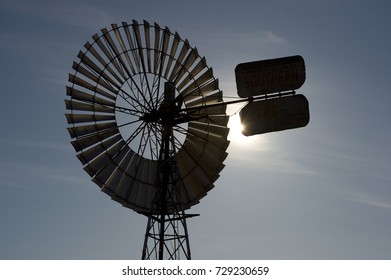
[113,104,143,116]
[137,125,151,159]
[153,73,163,108]
[117,118,142,128]
[173,125,187,136]
[117,87,149,114]
[146,123,161,161]
[125,121,146,146]
[172,126,187,151]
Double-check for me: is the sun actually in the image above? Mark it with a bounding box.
[227,114,270,153]
[227,114,251,143]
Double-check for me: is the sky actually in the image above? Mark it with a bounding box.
[1,0,391,260]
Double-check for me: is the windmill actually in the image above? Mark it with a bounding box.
[65,20,229,260]
[65,20,309,260]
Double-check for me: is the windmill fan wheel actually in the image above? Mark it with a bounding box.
[65,20,230,213]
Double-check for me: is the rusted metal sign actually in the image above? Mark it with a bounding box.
[240,94,309,136]
[235,55,306,98]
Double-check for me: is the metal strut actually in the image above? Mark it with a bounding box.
[141,82,195,260]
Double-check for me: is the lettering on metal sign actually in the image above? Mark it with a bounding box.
[240,94,310,136]
[235,55,306,98]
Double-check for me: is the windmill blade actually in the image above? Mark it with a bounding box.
[117,153,147,205]
[65,100,114,114]
[180,138,224,181]
[180,68,214,96]
[186,133,228,162]
[163,32,181,79]
[84,41,127,84]
[189,121,229,139]
[131,20,147,74]
[168,39,190,81]
[122,21,140,73]
[92,33,127,81]
[87,140,129,179]
[174,150,210,201]
[67,121,117,138]
[68,77,116,105]
[76,52,122,90]
[111,24,137,76]
[156,27,171,77]
[76,135,123,165]
[66,86,115,107]
[185,89,223,108]
[195,114,229,126]
[173,48,199,84]
[143,20,152,72]
[71,127,120,152]
[101,27,132,79]
[100,148,136,193]
[65,113,115,124]
[153,22,161,73]
[182,79,220,104]
[187,125,230,149]
[113,153,143,200]
[177,57,207,91]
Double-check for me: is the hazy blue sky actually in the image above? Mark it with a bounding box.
[1,0,391,259]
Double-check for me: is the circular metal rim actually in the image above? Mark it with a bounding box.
[65,20,230,213]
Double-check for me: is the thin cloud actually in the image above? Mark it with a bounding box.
[346,193,391,211]
[228,143,318,175]
[0,159,90,192]
[219,30,288,47]
[264,30,287,44]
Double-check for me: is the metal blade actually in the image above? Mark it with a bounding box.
[111,23,137,76]
[72,62,121,94]
[156,27,171,77]
[173,48,198,83]
[65,100,114,114]
[87,140,129,178]
[132,20,146,73]
[163,32,181,79]
[76,135,123,165]
[101,148,135,193]
[187,125,230,149]
[184,89,223,108]
[153,22,161,73]
[195,114,229,126]
[92,33,127,81]
[84,42,125,85]
[69,69,117,101]
[168,39,190,81]
[143,20,152,72]
[180,68,214,96]
[177,57,206,91]
[189,122,229,138]
[71,127,119,152]
[66,86,115,107]
[67,121,117,138]
[122,21,140,72]
[65,113,115,124]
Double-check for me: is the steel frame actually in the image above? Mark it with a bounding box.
[141,82,193,260]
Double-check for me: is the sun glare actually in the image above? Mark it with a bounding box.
[227,114,270,154]
[227,114,252,143]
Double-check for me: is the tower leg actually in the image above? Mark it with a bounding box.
[141,211,192,260]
